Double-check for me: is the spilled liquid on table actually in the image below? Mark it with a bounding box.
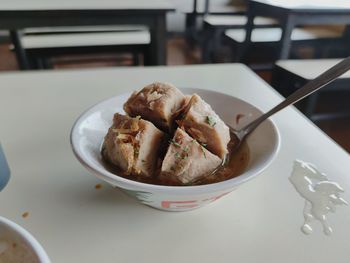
[289,160,348,235]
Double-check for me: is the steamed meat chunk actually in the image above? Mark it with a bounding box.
[160,128,221,185]
[102,113,164,177]
[178,94,230,159]
[123,82,185,132]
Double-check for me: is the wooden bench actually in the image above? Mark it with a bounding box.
[224,26,344,66]
[202,15,278,62]
[203,15,277,28]
[273,59,350,121]
[15,26,151,69]
[182,0,247,48]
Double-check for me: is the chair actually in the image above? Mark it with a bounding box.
[272,59,350,122]
[13,25,151,69]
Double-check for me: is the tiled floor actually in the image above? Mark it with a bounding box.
[0,37,349,152]
[0,44,17,71]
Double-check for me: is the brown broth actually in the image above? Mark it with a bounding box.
[102,136,250,186]
[192,139,249,185]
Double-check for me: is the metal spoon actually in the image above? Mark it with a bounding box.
[193,56,350,184]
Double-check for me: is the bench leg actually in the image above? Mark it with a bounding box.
[201,26,215,63]
[10,30,30,70]
[185,14,198,49]
[149,14,166,65]
[211,29,226,62]
[132,51,140,66]
[144,46,152,66]
[278,15,296,60]
[35,58,45,69]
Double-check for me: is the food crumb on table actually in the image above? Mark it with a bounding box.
[22,212,29,218]
[95,184,102,190]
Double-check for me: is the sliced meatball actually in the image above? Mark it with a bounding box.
[102,113,164,178]
[123,82,185,132]
[160,128,221,185]
[178,94,230,159]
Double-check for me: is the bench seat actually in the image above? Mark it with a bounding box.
[224,27,344,63]
[22,25,148,35]
[21,30,150,50]
[204,15,278,28]
[225,27,343,43]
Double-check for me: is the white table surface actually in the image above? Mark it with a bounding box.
[0,64,349,263]
[0,0,174,11]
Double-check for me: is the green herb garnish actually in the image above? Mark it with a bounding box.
[170,139,181,147]
[175,152,181,158]
[200,145,207,159]
[181,152,189,160]
[206,116,216,127]
[223,155,229,166]
[191,139,207,159]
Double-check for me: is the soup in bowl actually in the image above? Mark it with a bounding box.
[0,216,50,263]
[71,87,280,211]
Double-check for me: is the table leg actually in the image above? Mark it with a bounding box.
[204,0,210,14]
[201,25,214,63]
[240,7,255,62]
[9,30,30,70]
[185,13,197,48]
[148,14,167,65]
[279,15,295,60]
[193,0,197,13]
[244,9,254,44]
[185,0,198,48]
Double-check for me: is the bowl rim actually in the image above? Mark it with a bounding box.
[0,216,51,263]
[70,88,281,194]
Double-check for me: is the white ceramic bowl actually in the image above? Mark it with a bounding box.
[0,216,50,263]
[71,88,280,211]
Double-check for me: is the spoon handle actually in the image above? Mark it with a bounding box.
[240,56,350,138]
